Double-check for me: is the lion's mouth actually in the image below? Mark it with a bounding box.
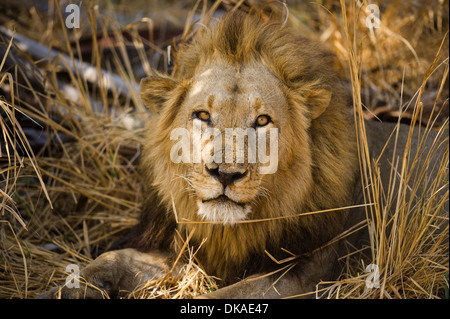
[197,195,251,225]
[201,195,247,208]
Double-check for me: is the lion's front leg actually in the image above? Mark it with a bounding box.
[200,269,323,299]
[198,273,307,299]
[201,245,339,299]
[37,248,172,299]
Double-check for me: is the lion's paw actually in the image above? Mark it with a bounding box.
[36,249,170,299]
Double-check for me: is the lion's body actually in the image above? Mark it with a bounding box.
[134,12,358,284]
[38,11,447,299]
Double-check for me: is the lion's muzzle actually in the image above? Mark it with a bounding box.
[205,165,248,187]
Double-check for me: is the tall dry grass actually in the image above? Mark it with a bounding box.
[317,0,449,299]
[0,0,448,298]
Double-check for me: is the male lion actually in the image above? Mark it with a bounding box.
[39,11,447,299]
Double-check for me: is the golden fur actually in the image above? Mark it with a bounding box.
[136,11,358,284]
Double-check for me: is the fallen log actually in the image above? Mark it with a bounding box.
[0,25,139,97]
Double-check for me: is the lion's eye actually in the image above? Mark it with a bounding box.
[193,111,210,122]
[255,115,271,127]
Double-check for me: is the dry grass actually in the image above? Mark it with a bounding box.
[319,0,449,298]
[0,0,448,299]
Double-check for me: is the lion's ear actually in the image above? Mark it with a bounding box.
[140,76,177,112]
[306,85,332,119]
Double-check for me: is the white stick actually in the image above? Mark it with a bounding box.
[0,25,139,95]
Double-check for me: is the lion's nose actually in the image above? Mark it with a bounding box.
[205,166,248,187]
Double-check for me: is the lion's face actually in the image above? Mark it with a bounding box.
[140,55,332,226]
[174,60,289,225]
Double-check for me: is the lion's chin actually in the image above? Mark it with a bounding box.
[197,196,251,226]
